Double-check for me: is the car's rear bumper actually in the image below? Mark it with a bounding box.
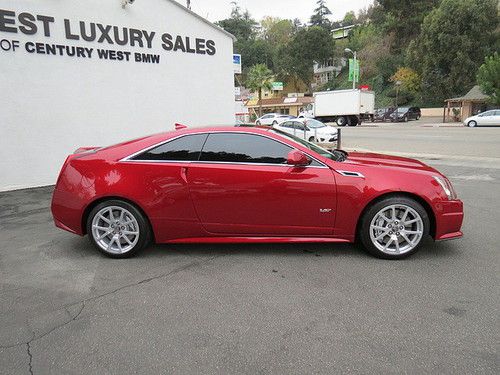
[434,200,464,241]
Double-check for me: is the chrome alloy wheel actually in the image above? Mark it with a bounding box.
[369,204,424,255]
[91,206,140,254]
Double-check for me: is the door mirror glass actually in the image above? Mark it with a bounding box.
[286,150,311,167]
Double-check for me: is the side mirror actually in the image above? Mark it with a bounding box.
[287,150,311,167]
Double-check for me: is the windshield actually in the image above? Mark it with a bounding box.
[270,128,345,162]
[305,119,326,128]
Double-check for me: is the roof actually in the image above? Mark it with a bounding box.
[166,0,236,41]
[245,96,314,108]
[446,85,489,102]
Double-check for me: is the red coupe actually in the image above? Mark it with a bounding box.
[51,127,463,259]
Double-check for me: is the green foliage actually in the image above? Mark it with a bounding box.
[277,26,335,92]
[378,0,439,49]
[342,11,356,26]
[477,53,500,105]
[310,0,332,30]
[245,64,274,115]
[410,0,499,105]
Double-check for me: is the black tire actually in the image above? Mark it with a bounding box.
[467,120,477,128]
[308,136,315,142]
[416,115,420,120]
[358,196,429,260]
[86,200,151,258]
[256,120,261,126]
[404,115,409,122]
[272,120,278,126]
[336,116,347,127]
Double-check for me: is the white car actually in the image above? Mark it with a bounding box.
[255,113,294,126]
[464,110,500,127]
[273,118,338,143]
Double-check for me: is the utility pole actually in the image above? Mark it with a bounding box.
[186,0,191,10]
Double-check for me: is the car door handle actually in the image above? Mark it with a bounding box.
[180,167,188,183]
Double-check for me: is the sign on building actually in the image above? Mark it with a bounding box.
[272,82,284,91]
[233,54,242,74]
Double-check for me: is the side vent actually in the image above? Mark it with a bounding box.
[336,170,365,178]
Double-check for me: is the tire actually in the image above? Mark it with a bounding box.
[416,115,420,120]
[336,116,347,127]
[348,117,358,126]
[256,120,261,126]
[272,121,278,126]
[358,196,429,260]
[86,200,151,258]
[467,120,477,128]
[308,136,315,142]
[404,115,409,122]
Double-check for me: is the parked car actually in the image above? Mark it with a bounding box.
[255,113,294,126]
[273,118,338,143]
[464,110,500,127]
[390,107,421,122]
[52,126,463,260]
[373,107,395,122]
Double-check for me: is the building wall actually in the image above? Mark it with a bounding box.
[0,0,234,191]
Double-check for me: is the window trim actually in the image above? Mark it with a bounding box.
[120,131,328,168]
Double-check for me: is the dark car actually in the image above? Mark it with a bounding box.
[373,107,396,122]
[390,107,421,122]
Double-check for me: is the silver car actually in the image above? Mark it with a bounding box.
[464,110,500,127]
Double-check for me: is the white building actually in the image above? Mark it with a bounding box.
[0,0,235,191]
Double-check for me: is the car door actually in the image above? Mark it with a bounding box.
[292,121,308,140]
[123,133,209,240]
[478,111,494,125]
[186,132,337,236]
[261,114,274,125]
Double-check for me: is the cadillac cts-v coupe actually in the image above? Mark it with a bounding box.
[51,127,463,259]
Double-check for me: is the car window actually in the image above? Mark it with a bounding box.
[131,134,208,161]
[280,121,292,128]
[494,111,500,116]
[200,133,292,164]
[262,114,272,119]
[305,119,326,128]
[292,122,306,130]
[479,111,493,117]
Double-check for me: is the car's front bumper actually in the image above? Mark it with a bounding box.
[434,200,464,241]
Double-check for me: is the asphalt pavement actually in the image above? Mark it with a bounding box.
[1,123,499,374]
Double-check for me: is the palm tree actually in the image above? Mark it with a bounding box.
[246,64,274,117]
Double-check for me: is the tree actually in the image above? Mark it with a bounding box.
[409,0,499,105]
[277,26,335,93]
[342,11,356,26]
[477,53,500,106]
[390,67,421,95]
[310,0,332,30]
[260,17,296,47]
[378,0,439,49]
[246,64,274,116]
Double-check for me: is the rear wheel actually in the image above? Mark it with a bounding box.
[359,196,429,259]
[87,200,151,258]
[308,136,315,142]
[336,116,347,127]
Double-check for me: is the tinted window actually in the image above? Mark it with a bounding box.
[200,133,291,164]
[132,134,207,161]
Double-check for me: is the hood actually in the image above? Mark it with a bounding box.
[345,152,438,173]
[316,127,338,135]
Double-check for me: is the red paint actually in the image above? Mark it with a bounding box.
[51,127,464,246]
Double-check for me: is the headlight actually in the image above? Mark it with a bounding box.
[433,176,457,200]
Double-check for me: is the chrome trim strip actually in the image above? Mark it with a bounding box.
[119,131,329,169]
[335,170,365,178]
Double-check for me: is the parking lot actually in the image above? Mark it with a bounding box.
[1,123,499,374]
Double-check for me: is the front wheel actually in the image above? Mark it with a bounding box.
[467,120,477,128]
[256,120,261,126]
[308,136,316,142]
[87,200,151,258]
[358,196,429,259]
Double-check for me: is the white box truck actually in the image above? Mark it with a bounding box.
[300,89,375,126]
